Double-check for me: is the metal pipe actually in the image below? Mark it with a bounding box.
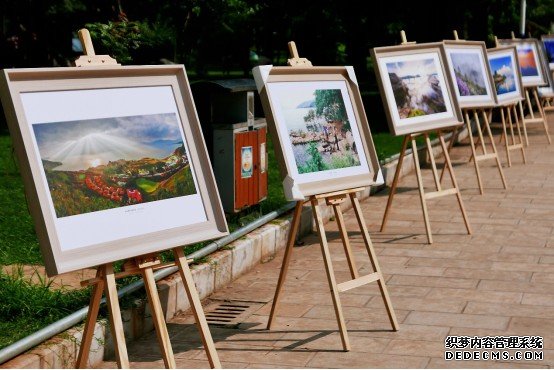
[0,201,296,365]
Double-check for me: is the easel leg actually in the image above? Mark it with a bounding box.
[141,267,176,368]
[349,193,399,331]
[267,201,304,329]
[481,109,508,189]
[333,203,359,279]
[76,269,105,369]
[533,88,552,144]
[104,264,130,369]
[439,127,457,183]
[438,132,472,235]
[424,133,442,192]
[410,137,433,244]
[311,197,350,351]
[511,104,527,164]
[173,248,221,369]
[500,107,512,167]
[518,100,530,146]
[380,135,409,232]
[464,110,484,194]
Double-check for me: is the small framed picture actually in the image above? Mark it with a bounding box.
[253,65,380,200]
[0,65,228,275]
[541,35,554,69]
[371,42,463,136]
[497,38,548,87]
[486,46,525,105]
[443,40,498,108]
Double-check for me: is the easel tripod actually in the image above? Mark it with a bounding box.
[74,29,221,369]
[266,42,398,352]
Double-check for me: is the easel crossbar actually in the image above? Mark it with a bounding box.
[423,188,458,200]
[475,153,498,161]
[337,272,381,292]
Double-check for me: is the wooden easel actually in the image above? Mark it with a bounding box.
[266,43,398,352]
[379,31,472,244]
[498,102,527,166]
[439,31,507,194]
[496,34,551,145]
[74,29,221,369]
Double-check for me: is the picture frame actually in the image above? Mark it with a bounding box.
[497,38,548,87]
[540,34,554,70]
[0,65,228,275]
[371,42,463,136]
[253,65,380,201]
[537,35,554,98]
[442,40,498,108]
[486,46,526,105]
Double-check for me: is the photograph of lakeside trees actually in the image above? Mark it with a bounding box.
[32,113,197,218]
[278,87,361,174]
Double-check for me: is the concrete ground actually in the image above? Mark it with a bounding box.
[99,124,554,368]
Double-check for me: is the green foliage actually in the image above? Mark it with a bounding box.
[0,267,90,349]
[408,109,426,118]
[314,89,348,124]
[328,153,359,168]
[298,142,327,174]
[85,20,172,64]
[0,136,42,265]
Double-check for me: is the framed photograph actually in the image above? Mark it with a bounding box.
[371,43,463,136]
[487,46,525,105]
[0,65,228,275]
[443,40,497,108]
[497,38,548,87]
[253,65,380,201]
[540,35,554,69]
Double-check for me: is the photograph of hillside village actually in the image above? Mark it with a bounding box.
[33,112,197,218]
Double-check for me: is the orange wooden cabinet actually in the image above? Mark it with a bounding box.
[213,121,268,212]
[192,79,268,213]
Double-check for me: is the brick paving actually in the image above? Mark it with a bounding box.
[99,125,554,368]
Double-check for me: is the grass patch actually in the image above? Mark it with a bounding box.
[135,177,159,193]
[0,135,42,265]
[0,267,90,349]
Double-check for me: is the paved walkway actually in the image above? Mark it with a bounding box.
[100,124,554,368]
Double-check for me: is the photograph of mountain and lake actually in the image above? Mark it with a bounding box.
[489,55,517,95]
[385,58,447,119]
[279,88,361,174]
[32,113,196,218]
[449,52,487,96]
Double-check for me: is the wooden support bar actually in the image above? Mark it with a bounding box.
[104,264,130,369]
[475,153,498,162]
[76,269,105,368]
[174,247,221,368]
[500,106,512,167]
[337,272,381,293]
[533,87,552,144]
[411,137,433,244]
[349,193,399,330]
[464,109,484,194]
[141,268,176,368]
[267,201,304,330]
[438,132,472,235]
[333,204,359,280]
[311,197,350,351]
[481,109,508,189]
[423,187,458,200]
[425,133,442,192]
[314,187,365,199]
[380,135,409,232]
